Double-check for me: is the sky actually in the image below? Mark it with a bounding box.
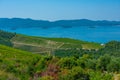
[0,0,120,21]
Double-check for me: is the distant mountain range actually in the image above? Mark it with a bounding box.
[0,18,120,29]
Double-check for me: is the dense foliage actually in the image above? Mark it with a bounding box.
[0,30,16,46]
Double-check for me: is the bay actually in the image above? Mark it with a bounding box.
[1,26,120,43]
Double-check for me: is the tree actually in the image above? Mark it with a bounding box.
[107,57,120,72]
[59,66,89,80]
[96,54,111,71]
[57,57,77,69]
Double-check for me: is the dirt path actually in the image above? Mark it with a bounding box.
[57,43,64,49]
[114,74,120,80]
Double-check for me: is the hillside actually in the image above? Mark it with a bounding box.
[0,40,120,80]
[0,30,102,54]
[0,30,120,80]
[0,18,120,30]
[0,44,42,80]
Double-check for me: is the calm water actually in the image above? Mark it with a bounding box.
[1,26,120,43]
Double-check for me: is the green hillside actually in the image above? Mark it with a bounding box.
[0,41,120,80]
[0,44,39,79]
[0,30,120,80]
[11,34,102,53]
[0,30,102,53]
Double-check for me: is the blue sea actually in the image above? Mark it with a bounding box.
[1,26,120,43]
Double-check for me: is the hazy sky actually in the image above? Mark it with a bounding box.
[0,0,120,21]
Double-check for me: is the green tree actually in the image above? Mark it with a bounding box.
[96,54,111,71]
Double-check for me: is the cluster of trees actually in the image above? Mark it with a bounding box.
[51,41,120,80]
[0,30,16,46]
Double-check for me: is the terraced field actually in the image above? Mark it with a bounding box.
[10,34,103,53]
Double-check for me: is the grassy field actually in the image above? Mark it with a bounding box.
[0,44,42,79]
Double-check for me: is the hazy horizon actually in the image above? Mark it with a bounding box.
[0,0,120,21]
[1,17,120,22]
